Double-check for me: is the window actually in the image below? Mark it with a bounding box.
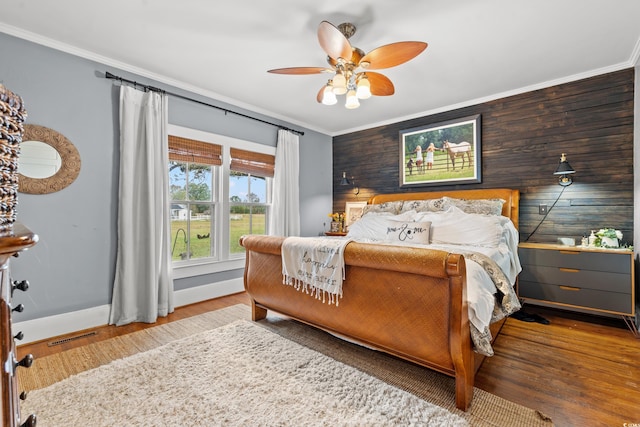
[168,125,275,276]
[229,148,274,254]
[169,135,220,262]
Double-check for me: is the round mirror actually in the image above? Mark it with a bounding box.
[19,140,62,179]
[18,125,81,194]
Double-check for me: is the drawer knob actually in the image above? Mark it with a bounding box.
[12,303,24,313]
[19,390,27,400]
[14,331,24,341]
[12,279,29,295]
[16,354,34,369]
[20,414,37,427]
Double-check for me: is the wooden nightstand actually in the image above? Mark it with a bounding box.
[518,242,636,333]
[324,232,347,237]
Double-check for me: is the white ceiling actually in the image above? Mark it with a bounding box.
[1,1,639,136]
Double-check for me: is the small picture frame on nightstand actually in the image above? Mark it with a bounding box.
[345,201,367,228]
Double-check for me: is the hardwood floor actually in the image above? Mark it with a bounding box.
[17,294,640,427]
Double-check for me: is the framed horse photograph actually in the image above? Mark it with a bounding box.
[399,114,481,187]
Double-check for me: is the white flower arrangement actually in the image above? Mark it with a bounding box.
[594,228,623,248]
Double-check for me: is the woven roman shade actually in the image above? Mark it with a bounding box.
[168,135,222,166]
[230,148,275,178]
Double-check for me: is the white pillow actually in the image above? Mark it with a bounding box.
[362,201,403,215]
[400,198,446,213]
[441,196,505,216]
[346,213,431,244]
[416,206,503,247]
[385,220,431,244]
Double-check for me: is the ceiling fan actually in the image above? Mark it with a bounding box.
[268,21,428,109]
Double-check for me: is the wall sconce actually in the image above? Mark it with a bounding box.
[340,171,360,196]
[525,153,577,242]
[553,153,575,186]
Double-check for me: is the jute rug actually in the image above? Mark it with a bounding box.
[20,304,553,426]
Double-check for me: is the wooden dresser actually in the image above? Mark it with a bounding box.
[518,242,636,328]
[0,224,37,427]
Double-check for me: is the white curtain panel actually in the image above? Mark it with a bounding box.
[269,130,300,236]
[109,85,174,326]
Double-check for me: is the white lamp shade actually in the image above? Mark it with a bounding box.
[356,77,371,99]
[321,85,337,105]
[345,89,360,109]
[332,73,347,95]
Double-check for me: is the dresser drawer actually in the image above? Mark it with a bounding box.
[519,280,633,314]
[519,247,631,274]
[519,265,631,294]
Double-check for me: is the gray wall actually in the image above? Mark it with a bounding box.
[0,33,332,321]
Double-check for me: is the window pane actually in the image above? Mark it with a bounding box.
[249,176,266,202]
[169,161,187,200]
[188,164,212,201]
[170,213,189,261]
[229,206,267,254]
[251,206,267,234]
[189,203,212,259]
[229,172,249,201]
[229,206,247,254]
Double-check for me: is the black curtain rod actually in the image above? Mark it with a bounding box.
[104,71,304,136]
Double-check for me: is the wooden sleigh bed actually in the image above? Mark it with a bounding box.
[239,188,519,411]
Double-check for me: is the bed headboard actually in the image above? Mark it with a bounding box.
[368,188,520,229]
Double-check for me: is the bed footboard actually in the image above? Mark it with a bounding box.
[240,234,475,410]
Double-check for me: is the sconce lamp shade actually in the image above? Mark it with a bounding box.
[340,171,351,186]
[340,171,360,195]
[553,153,575,186]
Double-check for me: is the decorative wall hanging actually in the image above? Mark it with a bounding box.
[399,115,481,187]
[19,124,81,194]
[0,84,27,229]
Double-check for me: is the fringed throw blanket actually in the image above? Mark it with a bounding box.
[282,237,352,306]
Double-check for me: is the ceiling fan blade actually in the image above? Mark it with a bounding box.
[365,72,395,96]
[316,86,325,103]
[360,41,428,70]
[268,67,331,75]
[317,21,353,61]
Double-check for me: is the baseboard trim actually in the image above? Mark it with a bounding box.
[14,278,244,345]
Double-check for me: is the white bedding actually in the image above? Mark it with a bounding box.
[346,205,522,333]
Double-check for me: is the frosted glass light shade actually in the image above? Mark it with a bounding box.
[332,73,347,95]
[356,77,371,99]
[345,89,360,109]
[321,85,337,105]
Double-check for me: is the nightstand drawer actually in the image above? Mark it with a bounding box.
[519,265,631,294]
[519,247,630,273]
[519,280,633,314]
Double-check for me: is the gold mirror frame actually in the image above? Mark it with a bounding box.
[19,124,81,194]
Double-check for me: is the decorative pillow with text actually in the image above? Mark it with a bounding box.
[384,220,431,244]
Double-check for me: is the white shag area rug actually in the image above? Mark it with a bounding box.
[23,320,467,427]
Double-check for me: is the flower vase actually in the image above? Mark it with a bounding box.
[601,237,618,247]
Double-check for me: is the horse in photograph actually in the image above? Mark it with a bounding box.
[443,140,472,171]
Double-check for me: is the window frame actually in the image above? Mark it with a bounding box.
[168,124,276,279]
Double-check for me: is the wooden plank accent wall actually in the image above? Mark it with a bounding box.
[332,68,634,245]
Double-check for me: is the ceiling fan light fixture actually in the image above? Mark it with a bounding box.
[321,83,337,105]
[345,89,360,109]
[356,75,371,99]
[268,21,428,110]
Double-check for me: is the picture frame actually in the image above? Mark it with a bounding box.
[344,201,367,228]
[399,114,481,187]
